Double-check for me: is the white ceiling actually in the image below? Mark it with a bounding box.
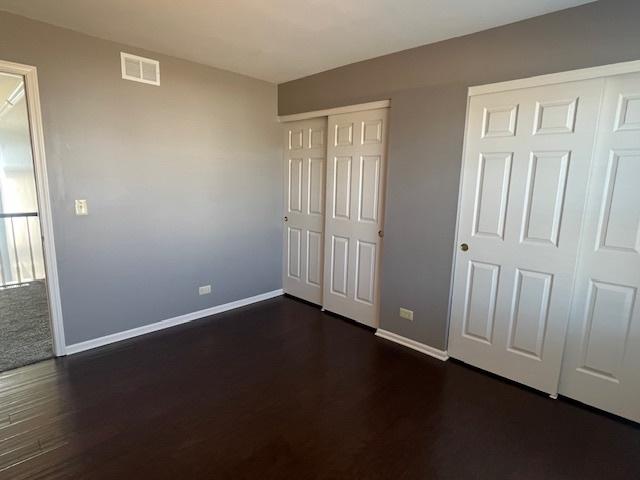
[0,0,595,83]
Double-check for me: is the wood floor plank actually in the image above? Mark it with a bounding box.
[0,296,637,479]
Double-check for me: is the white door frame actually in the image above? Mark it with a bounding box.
[447,59,640,358]
[278,100,390,123]
[0,59,66,356]
[279,100,391,324]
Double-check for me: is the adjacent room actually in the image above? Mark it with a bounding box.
[0,71,53,372]
[0,0,638,478]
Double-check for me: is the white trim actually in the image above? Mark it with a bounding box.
[278,100,390,122]
[65,289,284,354]
[0,59,67,356]
[120,52,160,86]
[375,329,449,361]
[469,60,640,96]
[445,94,472,352]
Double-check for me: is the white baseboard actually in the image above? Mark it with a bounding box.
[65,289,284,355]
[375,329,449,361]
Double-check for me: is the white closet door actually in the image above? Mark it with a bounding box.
[448,79,604,394]
[323,108,388,327]
[559,73,640,422]
[282,118,327,304]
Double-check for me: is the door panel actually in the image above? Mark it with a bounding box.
[288,158,303,212]
[307,158,325,216]
[462,261,500,343]
[473,152,512,238]
[287,227,301,279]
[533,98,578,135]
[449,79,604,394]
[323,108,388,327]
[559,73,640,422]
[506,269,552,359]
[330,235,349,296]
[282,118,327,304]
[520,151,570,245]
[358,156,380,223]
[355,240,376,304]
[597,150,640,251]
[289,128,303,150]
[579,281,635,380]
[333,156,352,219]
[306,230,323,287]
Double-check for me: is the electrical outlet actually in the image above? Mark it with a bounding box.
[199,285,212,295]
[399,308,414,321]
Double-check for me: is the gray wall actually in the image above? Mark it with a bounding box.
[279,0,640,349]
[0,11,282,345]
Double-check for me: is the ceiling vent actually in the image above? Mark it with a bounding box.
[120,52,160,86]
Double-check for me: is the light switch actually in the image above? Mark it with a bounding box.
[75,199,88,216]
[399,308,414,321]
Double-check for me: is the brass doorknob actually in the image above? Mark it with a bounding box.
[378,230,384,238]
[460,243,469,252]
[284,216,288,222]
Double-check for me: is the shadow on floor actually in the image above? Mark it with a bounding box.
[0,295,638,479]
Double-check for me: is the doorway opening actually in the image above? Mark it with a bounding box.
[0,60,65,371]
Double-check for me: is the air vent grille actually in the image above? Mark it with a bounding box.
[121,52,160,86]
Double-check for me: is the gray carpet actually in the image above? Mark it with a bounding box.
[0,280,53,372]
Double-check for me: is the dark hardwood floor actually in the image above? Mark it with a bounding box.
[0,295,638,479]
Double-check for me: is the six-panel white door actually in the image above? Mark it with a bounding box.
[282,118,327,305]
[448,79,604,394]
[283,77,638,421]
[559,73,640,422]
[323,108,388,327]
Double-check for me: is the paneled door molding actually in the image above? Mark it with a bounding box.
[282,117,328,305]
[448,78,605,395]
[449,59,640,422]
[281,102,391,329]
[559,72,640,423]
[322,107,389,328]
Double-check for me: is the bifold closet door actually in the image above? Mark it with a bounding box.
[323,108,388,327]
[282,118,327,305]
[559,72,640,422]
[448,79,604,394]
